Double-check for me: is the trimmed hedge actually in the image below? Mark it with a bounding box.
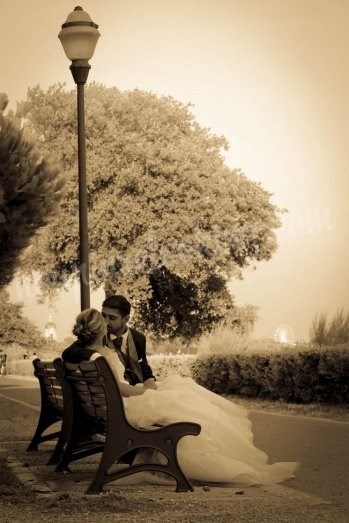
[8,346,349,404]
[190,348,349,404]
[149,354,195,380]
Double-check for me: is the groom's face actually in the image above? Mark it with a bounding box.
[102,306,129,336]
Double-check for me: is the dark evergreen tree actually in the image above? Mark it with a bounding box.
[0,97,65,287]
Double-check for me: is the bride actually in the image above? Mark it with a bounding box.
[65,308,298,486]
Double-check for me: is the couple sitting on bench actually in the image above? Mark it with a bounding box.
[62,295,298,486]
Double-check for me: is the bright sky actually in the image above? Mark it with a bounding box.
[2,0,349,341]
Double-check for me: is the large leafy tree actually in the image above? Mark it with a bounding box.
[17,84,282,337]
[0,95,65,287]
[0,289,51,350]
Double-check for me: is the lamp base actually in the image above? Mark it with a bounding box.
[70,60,91,85]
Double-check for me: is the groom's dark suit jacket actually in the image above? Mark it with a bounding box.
[62,327,155,385]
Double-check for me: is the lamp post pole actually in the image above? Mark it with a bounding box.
[72,62,90,310]
[59,6,100,311]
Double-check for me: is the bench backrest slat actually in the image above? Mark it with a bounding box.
[63,357,128,430]
[27,358,74,462]
[33,358,64,413]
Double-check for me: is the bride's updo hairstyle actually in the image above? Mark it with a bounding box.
[72,308,104,345]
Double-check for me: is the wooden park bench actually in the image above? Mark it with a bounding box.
[53,356,201,494]
[26,358,72,465]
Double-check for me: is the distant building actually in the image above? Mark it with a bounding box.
[44,315,57,341]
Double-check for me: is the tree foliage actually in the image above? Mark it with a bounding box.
[0,97,65,287]
[310,312,328,347]
[0,289,50,350]
[310,309,349,347]
[17,84,282,337]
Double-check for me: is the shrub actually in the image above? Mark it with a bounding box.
[191,346,349,403]
[195,324,249,357]
[149,354,195,379]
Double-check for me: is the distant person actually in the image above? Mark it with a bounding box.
[62,295,156,389]
[64,308,299,486]
[0,353,7,376]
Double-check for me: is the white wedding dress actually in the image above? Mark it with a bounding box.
[97,348,298,486]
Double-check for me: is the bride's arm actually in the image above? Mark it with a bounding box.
[89,350,145,397]
[118,381,145,397]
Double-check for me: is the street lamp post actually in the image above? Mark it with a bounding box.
[58,6,100,311]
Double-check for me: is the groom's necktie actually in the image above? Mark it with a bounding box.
[113,336,123,351]
[113,336,127,367]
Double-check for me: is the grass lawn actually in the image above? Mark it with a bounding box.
[229,395,349,421]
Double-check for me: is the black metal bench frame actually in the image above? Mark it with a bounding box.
[26,358,72,465]
[54,356,201,494]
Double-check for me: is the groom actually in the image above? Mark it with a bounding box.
[101,295,157,389]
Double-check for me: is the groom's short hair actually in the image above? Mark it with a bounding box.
[102,295,131,317]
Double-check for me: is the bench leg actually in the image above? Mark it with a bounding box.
[27,413,61,451]
[46,411,72,465]
[85,439,124,494]
[85,446,194,494]
[174,470,194,492]
[47,437,65,465]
